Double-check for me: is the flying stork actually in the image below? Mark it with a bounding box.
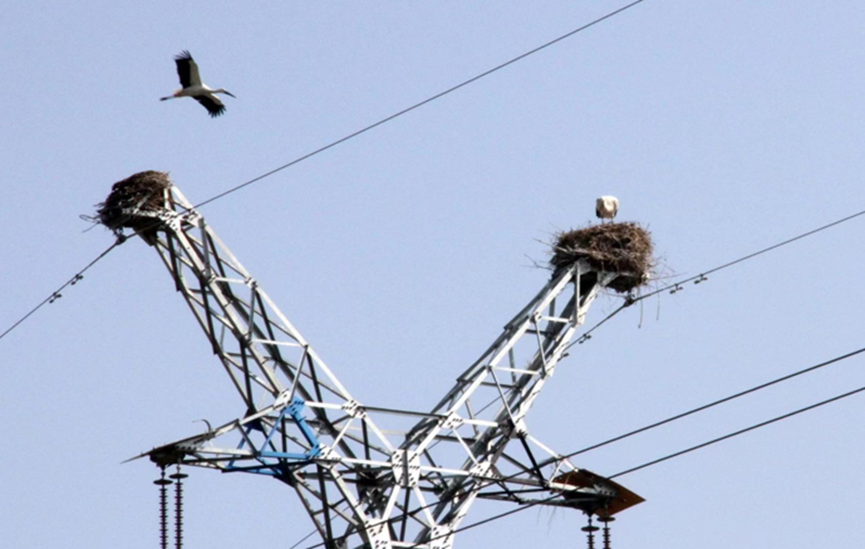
[595,195,619,222]
[160,50,235,118]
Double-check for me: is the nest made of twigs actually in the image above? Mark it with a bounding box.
[551,222,654,293]
[95,171,171,233]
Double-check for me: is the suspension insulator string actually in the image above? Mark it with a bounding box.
[169,464,188,549]
[153,466,173,549]
[581,514,599,549]
[598,515,615,549]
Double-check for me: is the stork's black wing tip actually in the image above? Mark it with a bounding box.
[194,94,227,118]
[175,50,193,61]
[205,104,226,118]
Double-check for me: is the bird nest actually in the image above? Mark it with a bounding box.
[550,222,654,293]
[95,171,172,235]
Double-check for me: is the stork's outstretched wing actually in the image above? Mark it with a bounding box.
[195,95,226,117]
[174,50,202,88]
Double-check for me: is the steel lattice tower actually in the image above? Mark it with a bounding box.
[114,176,643,549]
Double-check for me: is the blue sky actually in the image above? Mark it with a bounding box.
[2,2,864,548]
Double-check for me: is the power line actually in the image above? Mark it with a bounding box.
[4,193,863,361]
[458,344,865,504]
[288,527,321,549]
[3,1,648,345]
[295,495,557,549]
[193,0,647,209]
[421,499,553,546]
[8,0,862,347]
[418,370,865,548]
[609,381,865,479]
[295,345,865,549]
[631,207,865,304]
[10,3,863,348]
[455,376,865,543]
[0,238,125,342]
[445,338,865,473]
[1,2,648,352]
[536,345,865,469]
[564,206,865,350]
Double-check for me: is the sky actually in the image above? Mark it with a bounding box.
[2,1,865,548]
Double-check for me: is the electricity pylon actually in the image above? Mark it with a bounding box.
[116,176,643,549]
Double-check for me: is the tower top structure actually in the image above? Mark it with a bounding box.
[100,171,653,549]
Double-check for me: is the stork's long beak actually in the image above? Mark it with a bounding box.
[224,91,236,98]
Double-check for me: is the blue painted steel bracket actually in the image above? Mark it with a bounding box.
[226,397,322,475]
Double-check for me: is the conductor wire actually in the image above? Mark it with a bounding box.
[193,0,646,209]
[0,237,125,342]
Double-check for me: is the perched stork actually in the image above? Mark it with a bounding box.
[595,195,619,222]
[160,50,235,118]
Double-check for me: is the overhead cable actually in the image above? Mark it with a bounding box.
[297,346,865,549]
[609,381,865,479]
[0,1,646,345]
[193,0,647,209]
[566,206,865,350]
[415,367,865,548]
[632,207,865,304]
[464,344,865,499]
[538,345,865,468]
[0,238,125,342]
